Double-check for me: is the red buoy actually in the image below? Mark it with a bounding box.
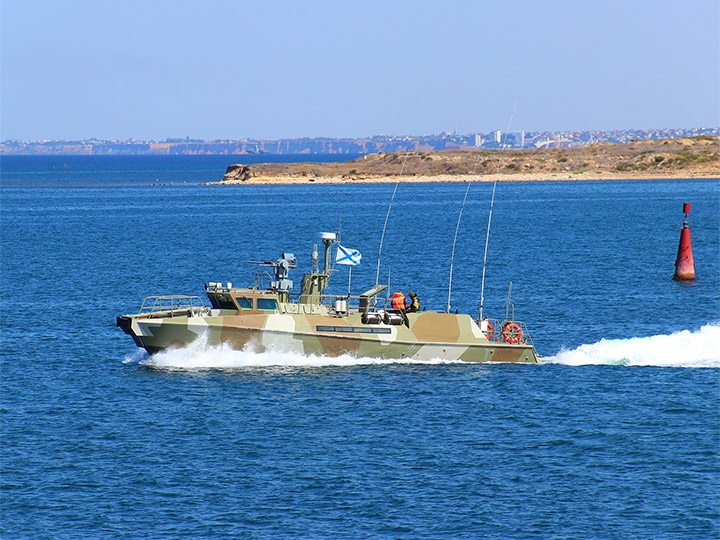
[673,202,695,281]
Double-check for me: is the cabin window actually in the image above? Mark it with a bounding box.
[236,297,253,310]
[256,298,279,311]
[214,294,238,310]
[208,294,237,310]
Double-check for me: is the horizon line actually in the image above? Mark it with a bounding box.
[3,126,718,144]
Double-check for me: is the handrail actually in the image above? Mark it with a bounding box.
[483,318,535,348]
[139,295,206,314]
[292,291,389,314]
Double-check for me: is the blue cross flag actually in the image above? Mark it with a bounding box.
[336,244,362,266]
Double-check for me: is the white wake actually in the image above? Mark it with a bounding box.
[122,324,720,370]
[123,333,463,370]
[546,323,720,368]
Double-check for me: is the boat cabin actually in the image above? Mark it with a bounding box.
[205,283,287,313]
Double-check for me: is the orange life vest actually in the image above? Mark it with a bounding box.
[391,292,406,310]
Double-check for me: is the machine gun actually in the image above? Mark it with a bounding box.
[246,253,297,291]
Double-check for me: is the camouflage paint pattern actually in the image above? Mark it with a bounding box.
[118,301,540,363]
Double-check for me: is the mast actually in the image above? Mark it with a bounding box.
[299,232,336,304]
[321,232,335,275]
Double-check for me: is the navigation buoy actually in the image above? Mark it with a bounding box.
[673,202,695,281]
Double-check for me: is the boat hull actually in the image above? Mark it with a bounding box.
[118,310,540,363]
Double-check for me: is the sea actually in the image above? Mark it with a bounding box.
[1,155,719,539]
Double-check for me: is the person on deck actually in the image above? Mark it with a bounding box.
[391,291,406,311]
[407,292,420,313]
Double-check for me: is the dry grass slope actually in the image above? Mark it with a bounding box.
[217,136,719,184]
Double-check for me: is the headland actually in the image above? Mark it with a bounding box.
[212,136,719,185]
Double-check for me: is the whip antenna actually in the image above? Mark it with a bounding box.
[446,147,489,312]
[447,102,518,314]
[446,182,472,313]
[479,99,518,322]
[376,153,409,285]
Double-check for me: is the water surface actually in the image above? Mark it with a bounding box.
[2,156,718,538]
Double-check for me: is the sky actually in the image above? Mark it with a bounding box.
[1,0,718,141]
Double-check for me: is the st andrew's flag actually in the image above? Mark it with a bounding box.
[336,245,361,266]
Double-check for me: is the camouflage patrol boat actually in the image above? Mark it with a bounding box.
[117,233,540,363]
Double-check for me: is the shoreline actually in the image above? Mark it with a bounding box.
[208,171,719,186]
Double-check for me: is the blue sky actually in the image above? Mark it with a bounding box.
[1,0,718,141]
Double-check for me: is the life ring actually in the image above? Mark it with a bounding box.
[502,322,522,344]
[485,322,494,340]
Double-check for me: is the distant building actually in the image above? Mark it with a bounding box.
[1,127,718,155]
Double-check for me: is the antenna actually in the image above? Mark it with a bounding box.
[446,182,471,313]
[505,281,514,322]
[375,153,409,286]
[329,213,342,274]
[479,99,518,322]
[446,152,484,313]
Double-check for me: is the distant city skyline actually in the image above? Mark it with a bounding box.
[3,125,717,143]
[1,0,718,141]
[3,127,715,156]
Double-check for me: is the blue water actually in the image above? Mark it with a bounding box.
[2,156,719,538]
[0,154,361,188]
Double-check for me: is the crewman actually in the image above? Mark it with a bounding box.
[407,292,420,312]
[391,291,406,311]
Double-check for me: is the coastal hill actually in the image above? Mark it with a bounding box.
[217,136,719,185]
